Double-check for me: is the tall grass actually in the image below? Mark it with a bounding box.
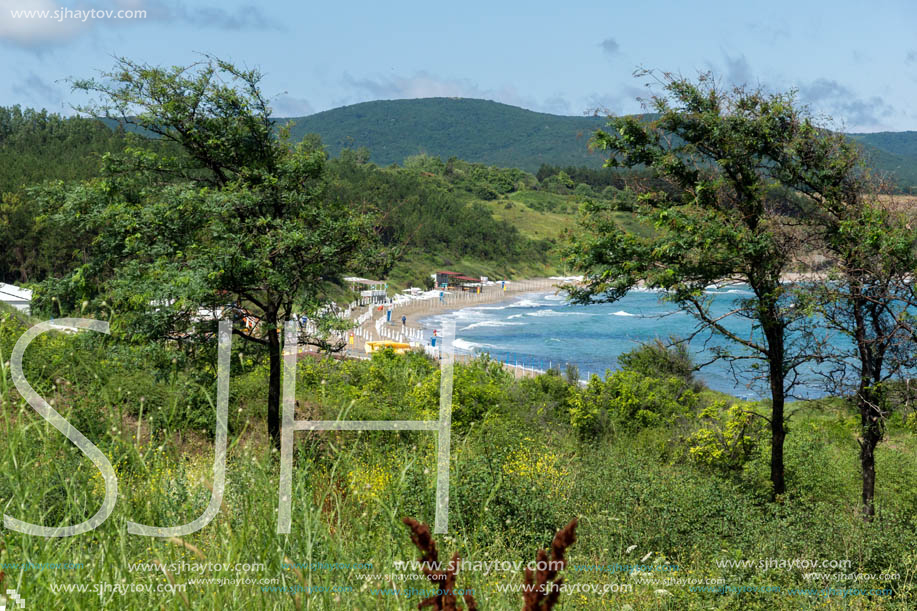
[2,310,917,608]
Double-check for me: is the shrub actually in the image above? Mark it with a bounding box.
[573,183,594,198]
[540,171,574,194]
[409,355,513,431]
[563,362,579,385]
[568,369,698,439]
[514,368,571,421]
[617,338,701,390]
[685,401,764,472]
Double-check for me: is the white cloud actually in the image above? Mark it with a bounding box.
[723,53,752,87]
[341,71,573,116]
[797,78,895,130]
[343,71,486,100]
[11,71,65,107]
[0,0,92,46]
[270,94,313,117]
[0,0,278,49]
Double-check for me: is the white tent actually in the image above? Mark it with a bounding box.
[0,283,32,313]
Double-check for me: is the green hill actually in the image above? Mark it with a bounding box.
[848,131,917,188]
[90,98,917,189]
[850,131,917,160]
[285,98,610,171]
[284,98,917,189]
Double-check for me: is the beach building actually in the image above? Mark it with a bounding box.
[434,271,461,288]
[345,276,387,305]
[0,283,32,313]
[434,271,484,291]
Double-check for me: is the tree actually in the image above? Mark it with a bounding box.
[803,202,917,518]
[566,72,827,498]
[777,130,917,518]
[34,57,385,448]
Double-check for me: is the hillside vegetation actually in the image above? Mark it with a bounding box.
[286,98,917,190]
[0,106,631,288]
[286,98,609,171]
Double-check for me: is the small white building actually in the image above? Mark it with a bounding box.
[0,283,32,313]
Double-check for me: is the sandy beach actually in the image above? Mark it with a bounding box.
[339,272,831,377]
[344,278,570,365]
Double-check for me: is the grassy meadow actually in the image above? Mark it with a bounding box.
[1,304,916,610]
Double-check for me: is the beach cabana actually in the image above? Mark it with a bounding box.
[345,276,387,304]
[0,283,32,313]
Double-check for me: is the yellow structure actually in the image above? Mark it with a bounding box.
[364,340,412,354]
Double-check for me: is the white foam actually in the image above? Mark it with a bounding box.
[453,338,497,352]
[461,320,525,331]
[526,309,562,317]
[526,309,594,318]
[511,298,545,308]
[611,310,637,317]
[704,288,754,296]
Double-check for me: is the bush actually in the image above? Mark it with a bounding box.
[564,362,579,385]
[573,183,594,198]
[685,401,764,472]
[409,355,513,431]
[448,416,572,548]
[513,368,571,421]
[540,171,574,194]
[568,369,698,439]
[617,338,701,390]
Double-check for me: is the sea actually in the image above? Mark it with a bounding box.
[418,285,830,400]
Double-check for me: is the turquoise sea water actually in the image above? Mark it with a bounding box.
[418,285,825,400]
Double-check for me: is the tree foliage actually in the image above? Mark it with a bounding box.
[566,71,852,497]
[34,57,384,447]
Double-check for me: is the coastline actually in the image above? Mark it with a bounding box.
[345,278,569,365]
[345,273,831,380]
[397,279,565,332]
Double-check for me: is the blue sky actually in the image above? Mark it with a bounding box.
[0,0,914,131]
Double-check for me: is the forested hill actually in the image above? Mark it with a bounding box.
[285,98,917,189]
[848,131,917,187]
[0,106,130,192]
[285,98,609,171]
[5,98,917,189]
[850,131,917,159]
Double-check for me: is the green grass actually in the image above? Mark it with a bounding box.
[2,312,917,609]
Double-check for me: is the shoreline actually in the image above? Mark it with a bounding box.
[345,273,832,380]
[344,278,570,356]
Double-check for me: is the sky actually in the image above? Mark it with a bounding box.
[0,0,915,132]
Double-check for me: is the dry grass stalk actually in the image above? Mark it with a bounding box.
[166,536,206,560]
[402,517,478,610]
[283,555,305,611]
[521,518,578,611]
[153,559,191,607]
